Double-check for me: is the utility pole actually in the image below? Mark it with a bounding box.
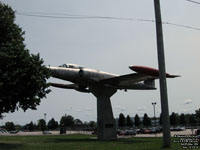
[153,0,171,148]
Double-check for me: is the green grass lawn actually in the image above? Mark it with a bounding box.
[0,134,198,150]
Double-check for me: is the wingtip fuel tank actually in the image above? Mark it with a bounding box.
[129,66,180,78]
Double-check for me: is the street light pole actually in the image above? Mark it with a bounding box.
[152,102,157,136]
[44,113,47,125]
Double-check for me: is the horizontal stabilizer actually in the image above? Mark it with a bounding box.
[129,66,180,78]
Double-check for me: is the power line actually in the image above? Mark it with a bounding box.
[15,11,200,31]
[185,0,200,5]
[16,12,155,22]
[163,22,200,31]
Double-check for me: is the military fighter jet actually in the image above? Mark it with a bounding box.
[48,64,179,93]
[48,64,179,140]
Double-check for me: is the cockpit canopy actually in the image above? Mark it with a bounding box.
[59,64,83,69]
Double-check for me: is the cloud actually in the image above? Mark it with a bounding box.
[75,109,82,112]
[136,107,146,112]
[184,99,192,105]
[183,109,190,113]
[114,106,126,112]
[114,106,121,109]
[83,108,93,111]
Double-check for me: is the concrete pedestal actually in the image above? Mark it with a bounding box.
[90,85,117,140]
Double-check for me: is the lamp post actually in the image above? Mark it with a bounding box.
[152,102,156,136]
[43,113,47,132]
[44,113,47,127]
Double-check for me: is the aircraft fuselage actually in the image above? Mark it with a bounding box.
[49,66,118,86]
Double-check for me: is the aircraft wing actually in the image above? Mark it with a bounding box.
[100,65,179,90]
[100,73,156,90]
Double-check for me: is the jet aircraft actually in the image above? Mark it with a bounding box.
[48,64,179,92]
[48,64,179,140]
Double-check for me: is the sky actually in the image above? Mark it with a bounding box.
[1,0,200,125]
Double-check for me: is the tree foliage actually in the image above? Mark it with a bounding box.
[134,114,141,127]
[88,121,96,128]
[118,113,126,128]
[47,118,58,130]
[23,121,35,131]
[0,2,50,115]
[60,115,74,127]
[74,119,83,127]
[28,121,34,132]
[170,112,179,126]
[195,108,200,123]
[5,121,15,131]
[38,119,46,131]
[179,113,186,125]
[143,113,151,127]
[188,114,197,126]
[126,115,133,127]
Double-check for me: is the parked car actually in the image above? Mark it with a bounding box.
[9,130,18,134]
[117,129,126,136]
[0,128,8,133]
[170,126,185,131]
[149,127,162,134]
[117,129,136,136]
[124,130,136,135]
[43,130,52,134]
[144,129,151,134]
[136,128,145,134]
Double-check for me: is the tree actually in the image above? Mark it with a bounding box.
[126,115,133,127]
[28,121,34,132]
[89,121,96,128]
[180,113,186,126]
[188,114,197,126]
[143,113,151,127]
[15,124,23,131]
[0,2,50,115]
[134,114,141,127]
[23,121,38,131]
[170,112,179,126]
[33,123,38,131]
[5,122,15,131]
[74,119,83,126]
[38,119,46,131]
[118,113,126,128]
[195,108,200,123]
[47,118,58,130]
[60,115,74,128]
